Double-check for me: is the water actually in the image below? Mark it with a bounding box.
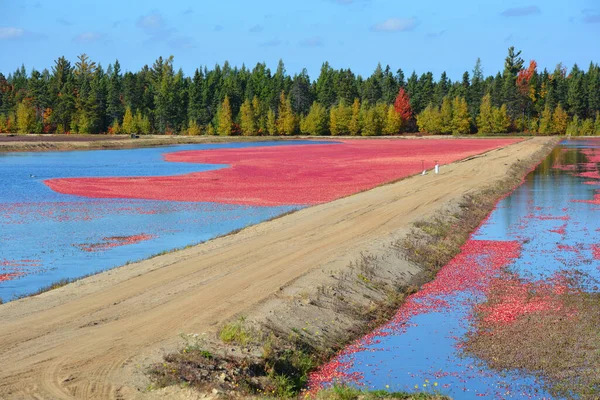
[0,141,324,301]
[311,139,600,399]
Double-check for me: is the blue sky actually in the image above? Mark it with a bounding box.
[1,0,599,80]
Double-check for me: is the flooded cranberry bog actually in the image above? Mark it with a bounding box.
[0,138,517,301]
[308,138,600,399]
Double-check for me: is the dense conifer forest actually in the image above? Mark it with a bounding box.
[1,47,599,136]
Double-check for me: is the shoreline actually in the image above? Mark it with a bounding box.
[0,133,541,153]
[0,137,557,399]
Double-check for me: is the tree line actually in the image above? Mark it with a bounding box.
[1,47,600,136]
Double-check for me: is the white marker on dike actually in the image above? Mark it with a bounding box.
[435,161,439,174]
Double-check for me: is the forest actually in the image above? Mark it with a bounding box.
[1,47,599,136]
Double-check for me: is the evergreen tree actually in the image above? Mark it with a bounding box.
[381,65,399,103]
[315,62,336,108]
[469,58,484,118]
[567,64,587,117]
[406,71,420,113]
[106,59,123,124]
[335,69,359,105]
[434,72,450,106]
[587,63,600,117]
[363,64,384,105]
[188,68,204,124]
[290,69,313,115]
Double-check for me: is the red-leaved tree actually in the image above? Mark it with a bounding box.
[393,88,413,124]
[516,60,537,97]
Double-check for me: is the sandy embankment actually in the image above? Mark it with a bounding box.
[0,137,555,399]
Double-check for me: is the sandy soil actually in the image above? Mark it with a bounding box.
[0,137,553,399]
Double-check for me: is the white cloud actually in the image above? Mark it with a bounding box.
[73,32,103,43]
[371,18,418,32]
[0,27,25,39]
[0,27,45,40]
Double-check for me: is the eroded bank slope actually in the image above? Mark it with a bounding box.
[0,137,555,399]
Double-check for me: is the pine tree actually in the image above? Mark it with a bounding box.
[300,102,329,136]
[217,95,233,136]
[451,97,471,135]
[290,69,313,115]
[315,62,336,108]
[469,58,484,118]
[567,64,586,118]
[122,106,134,134]
[551,104,568,134]
[239,99,257,136]
[348,98,361,136]
[587,64,600,118]
[106,60,123,124]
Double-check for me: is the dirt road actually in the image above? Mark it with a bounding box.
[0,137,554,399]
